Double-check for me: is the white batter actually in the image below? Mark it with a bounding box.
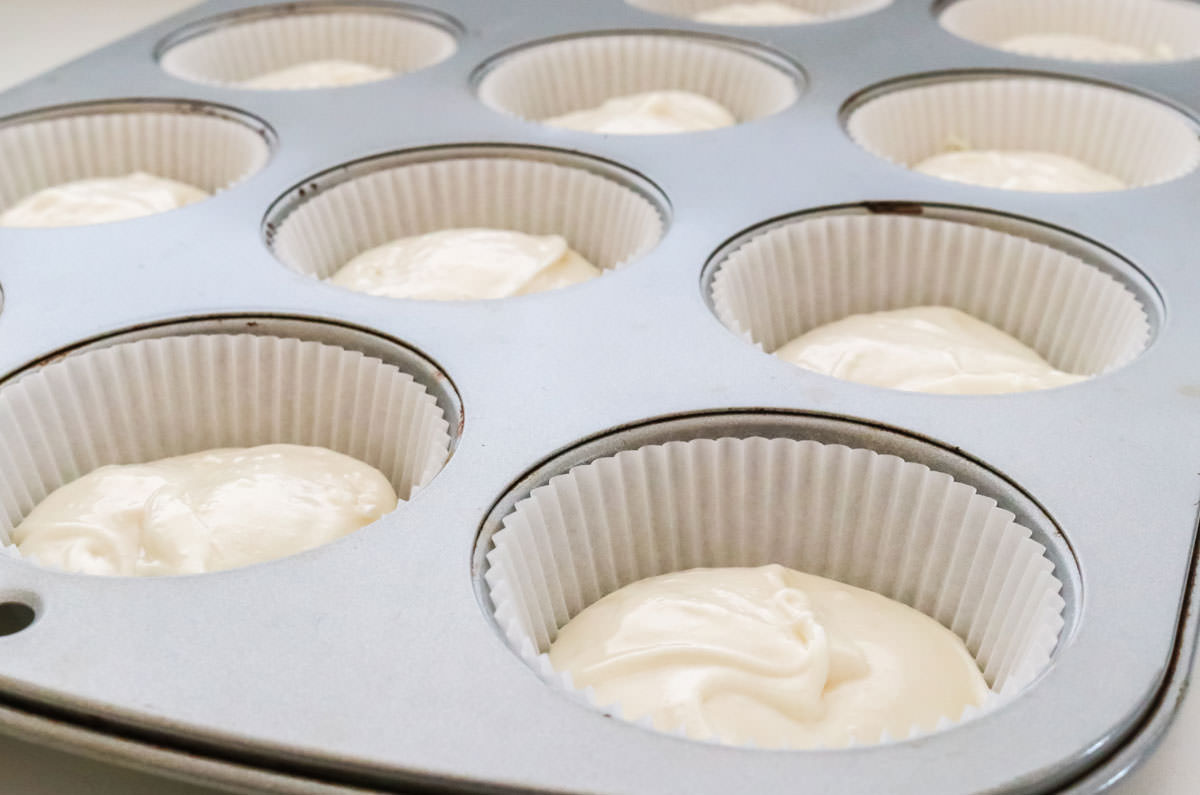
[774,306,1087,394]
[549,565,989,748]
[328,228,602,301]
[999,33,1170,62]
[0,172,208,228]
[543,90,737,135]
[913,149,1126,192]
[694,2,817,24]
[239,59,392,89]
[14,444,397,576]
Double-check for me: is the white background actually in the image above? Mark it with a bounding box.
[0,1,1192,792]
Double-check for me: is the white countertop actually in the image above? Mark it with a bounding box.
[0,1,1192,792]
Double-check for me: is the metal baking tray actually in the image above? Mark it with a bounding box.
[0,0,1198,792]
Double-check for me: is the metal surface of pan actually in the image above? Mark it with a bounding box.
[0,0,1197,792]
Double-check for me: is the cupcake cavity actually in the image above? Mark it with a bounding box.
[476,33,799,131]
[938,0,1200,63]
[0,105,269,222]
[845,76,1200,191]
[268,151,665,290]
[0,333,453,571]
[709,213,1151,384]
[160,8,456,88]
[486,435,1066,749]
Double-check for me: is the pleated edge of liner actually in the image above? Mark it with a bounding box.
[705,216,1152,376]
[484,439,1067,752]
[0,334,453,577]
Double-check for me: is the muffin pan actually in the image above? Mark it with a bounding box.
[0,0,1197,792]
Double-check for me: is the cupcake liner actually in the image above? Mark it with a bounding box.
[0,102,271,214]
[159,5,457,88]
[846,75,1200,190]
[939,0,1200,63]
[0,333,451,548]
[626,0,891,24]
[485,437,1065,747]
[476,33,800,127]
[709,212,1149,378]
[268,151,666,282]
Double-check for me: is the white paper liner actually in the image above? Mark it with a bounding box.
[477,33,799,127]
[626,0,891,24]
[0,333,452,554]
[846,76,1200,191]
[939,0,1200,63]
[0,104,270,214]
[159,7,456,88]
[709,213,1149,379]
[485,437,1065,747]
[270,153,666,283]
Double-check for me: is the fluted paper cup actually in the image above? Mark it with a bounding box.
[159,4,457,89]
[627,0,891,25]
[476,32,800,130]
[708,212,1150,386]
[939,0,1200,63]
[485,436,1064,748]
[846,75,1200,191]
[267,148,667,291]
[0,101,271,223]
[0,333,451,570]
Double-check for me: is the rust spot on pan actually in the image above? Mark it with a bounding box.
[863,201,925,216]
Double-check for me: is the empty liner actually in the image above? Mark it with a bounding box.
[160,5,457,88]
[486,436,1065,747]
[846,76,1200,191]
[709,213,1149,380]
[476,33,799,128]
[626,0,891,25]
[0,334,451,558]
[269,152,665,284]
[939,0,1200,63]
[0,103,270,218]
